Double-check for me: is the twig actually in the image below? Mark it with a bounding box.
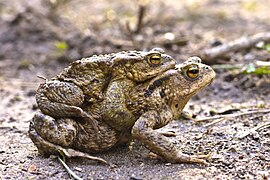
[196,109,270,122]
[212,61,270,75]
[195,109,270,127]
[134,4,146,34]
[37,75,48,81]
[201,32,270,63]
[212,61,270,70]
[195,116,224,122]
[202,118,226,128]
[126,4,146,34]
[211,64,244,70]
[61,148,108,164]
[58,156,83,180]
[160,131,176,137]
[237,122,270,139]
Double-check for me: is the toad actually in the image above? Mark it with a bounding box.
[29,50,215,164]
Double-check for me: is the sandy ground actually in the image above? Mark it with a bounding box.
[1,0,270,179]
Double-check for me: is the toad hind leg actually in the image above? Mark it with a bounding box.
[131,110,209,165]
[29,112,107,164]
[36,80,97,130]
[29,126,107,164]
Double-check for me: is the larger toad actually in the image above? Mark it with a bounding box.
[29,51,215,164]
[34,48,175,130]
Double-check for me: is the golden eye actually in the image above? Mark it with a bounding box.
[186,65,199,79]
[148,54,162,65]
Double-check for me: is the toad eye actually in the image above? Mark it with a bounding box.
[148,54,162,65]
[186,65,199,79]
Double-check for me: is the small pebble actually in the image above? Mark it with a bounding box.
[130,174,143,180]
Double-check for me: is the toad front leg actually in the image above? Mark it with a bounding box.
[36,80,97,128]
[131,110,208,164]
[102,79,137,132]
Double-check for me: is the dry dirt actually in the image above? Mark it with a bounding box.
[1,0,270,179]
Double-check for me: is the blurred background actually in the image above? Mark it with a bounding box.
[0,0,270,179]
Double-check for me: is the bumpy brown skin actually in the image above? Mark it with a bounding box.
[34,48,175,129]
[29,53,215,164]
[128,57,216,164]
[30,48,175,153]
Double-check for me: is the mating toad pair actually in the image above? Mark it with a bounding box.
[29,48,215,164]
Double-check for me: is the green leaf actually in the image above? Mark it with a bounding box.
[265,43,270,52]
[243,63,270,75]
[257,43,270,53]
[253,66,270,75]
[55,41,68,51]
